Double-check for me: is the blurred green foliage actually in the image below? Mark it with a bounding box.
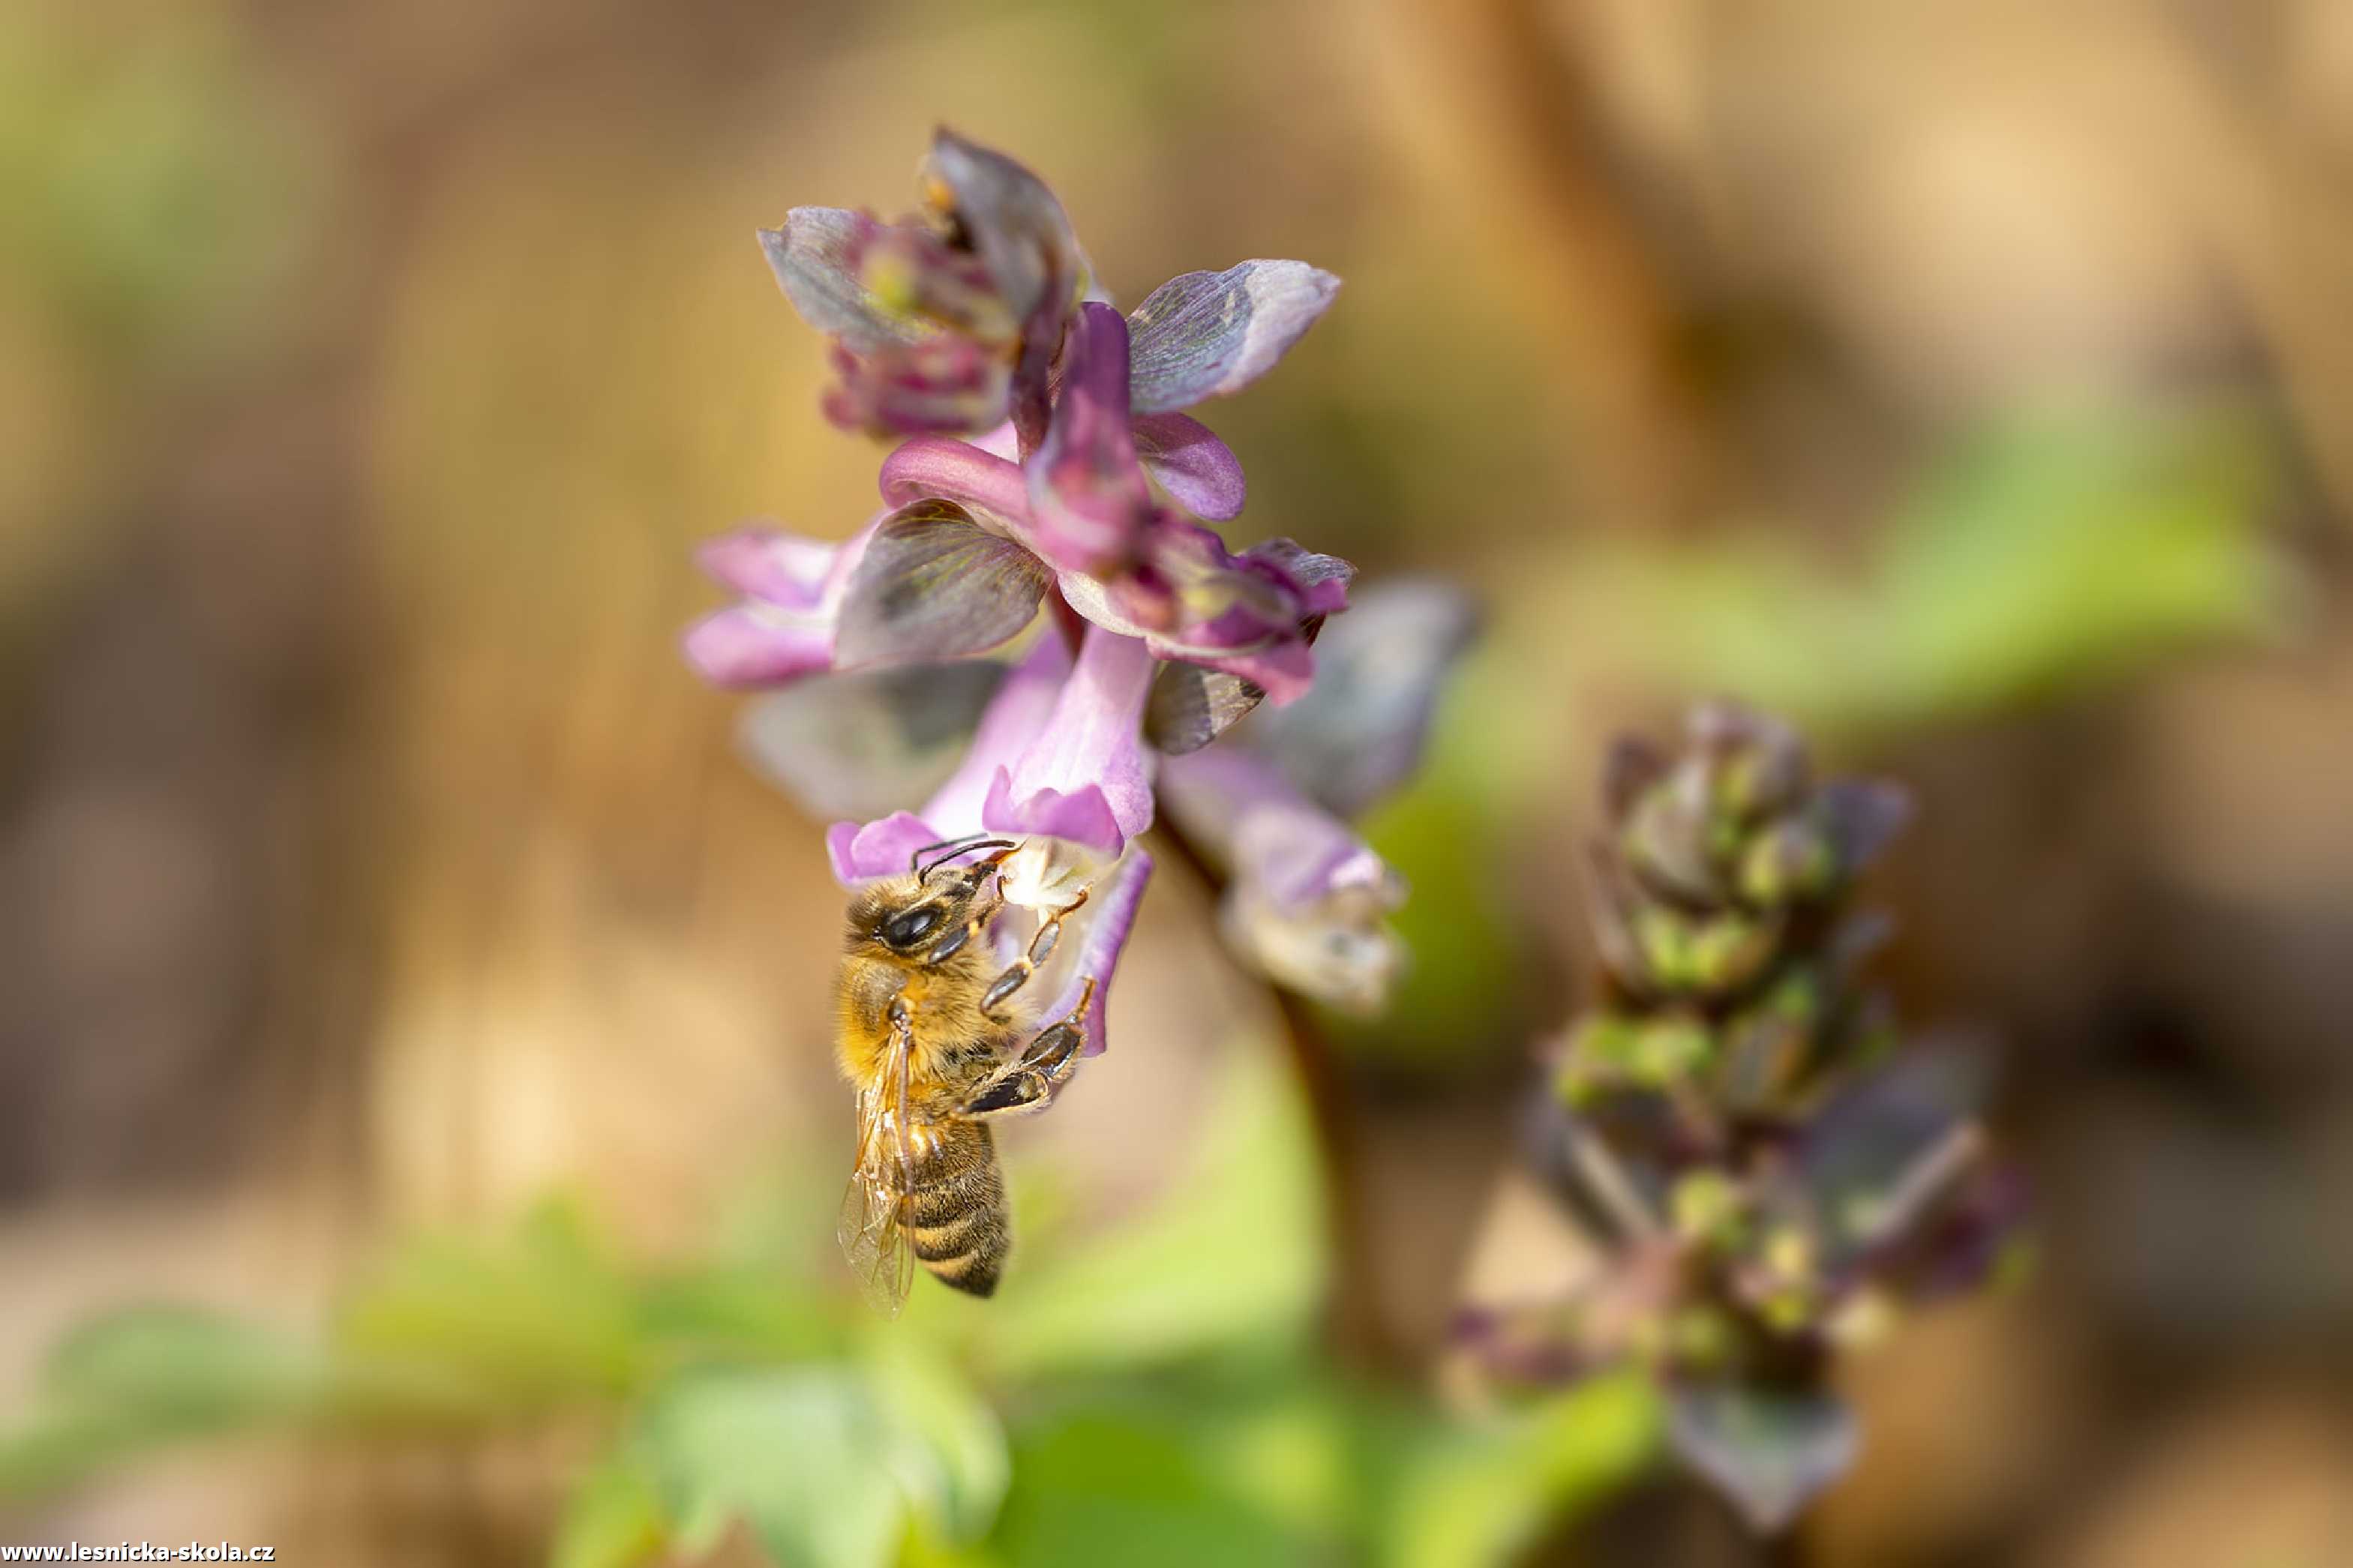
[0,1042,1655,1567]
[1541,409,2288,730]
[1331,407,2288,1069]
[0,13,312,373]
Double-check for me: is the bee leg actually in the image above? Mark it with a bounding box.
[979,888,1091,1021]
[961,979,1096,1119]
[922,877,1005,967]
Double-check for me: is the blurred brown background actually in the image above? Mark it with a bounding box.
[4,0,2351,1563]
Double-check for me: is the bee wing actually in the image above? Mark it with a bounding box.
[837,1156,913,1318]
[838,1007,919,1317]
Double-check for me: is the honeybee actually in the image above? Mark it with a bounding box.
[835,835,1097,1315]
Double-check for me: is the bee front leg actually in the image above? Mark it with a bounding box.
[979,887,1091,1021]
[960,978,1096,1120]
[921,877,1007,967]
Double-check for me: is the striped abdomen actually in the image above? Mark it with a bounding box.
[902,1119,1009,1297]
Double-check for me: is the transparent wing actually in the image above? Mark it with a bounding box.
[837,1007,918,1317]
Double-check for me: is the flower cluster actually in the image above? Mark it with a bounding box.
[1457,706,2024,1534]
[687,130,1470,1049]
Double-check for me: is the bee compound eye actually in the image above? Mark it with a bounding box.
[882,904,946,949]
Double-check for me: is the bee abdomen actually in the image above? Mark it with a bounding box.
[905,1123,1008,1297]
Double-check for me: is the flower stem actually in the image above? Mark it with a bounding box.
[1151,811,1389,1363]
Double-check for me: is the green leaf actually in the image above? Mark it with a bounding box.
[42,1306,326,1426]
[0,1406,139,1499]
[865,1343,1012,1543]
[979,1045,1325,1379]
[551,1451,671,1568]
[634,1264,845,1363]
[1532,409,2287,733]
[983,1398,1313,1568]
[635,1357,1008,1568]
[0,1308,328,1499]
[331,1196,644,1408]
[1382,1373,1660,1568]
[641,1367,906,1567]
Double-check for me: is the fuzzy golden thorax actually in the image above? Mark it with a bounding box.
[835,871,1022,1093]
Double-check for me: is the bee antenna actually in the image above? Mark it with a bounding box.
[912,836,1019,883]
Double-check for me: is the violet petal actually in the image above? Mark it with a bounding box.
[1056,528,1350,705]
[925,129,1081,448]
[695,526,839,607]
[878,436,1033,530]
[1041,847,1154,1059]
[918,632,1073,833]
[682,604,834,688]
[1026,302,1153,574]
[825,811,947,884]
[983,626,1157,856]
[1127,260,1341,414]
[923,130,1077,331]
[1239,538,1354,619]
[683,520,879,690]
[823,336,1010,439]
[1160,745,1407,1012]
[1132,412,1247,521]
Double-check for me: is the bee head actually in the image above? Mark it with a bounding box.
[844,837,1017,961]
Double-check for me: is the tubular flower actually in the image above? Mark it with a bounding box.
[1454,705,2025,1535]
[823,631,1156,1060]
[761,133,1082,445]
[690,130,1449,1060]
[1155,582,1477,1011]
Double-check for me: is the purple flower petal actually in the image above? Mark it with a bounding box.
[1026,303,1154,574]
[825,811,947,884]
[1239,538,1353,619]
[923,130,1078,334]
[1250,579,1479,819]
[880,433,1343,705]
[766,140,1076,442]
[1158,745,1406,1012]
[924,129,1083,448]
[683,519,882,691]
[983,626,1157,856]
[833,499,1050,669]
[1127,260,1341,414]
[971,420,1021,460]
[1058,529,1352,704]
[1045,847,1153,1058]
[878,436,1033,529]
[1132,412,1245,522]
[919,632,1072,832]
[683,604,835,688]
[982,771,1127,854]
[821,336,1011,439]
[696,526,840,607]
